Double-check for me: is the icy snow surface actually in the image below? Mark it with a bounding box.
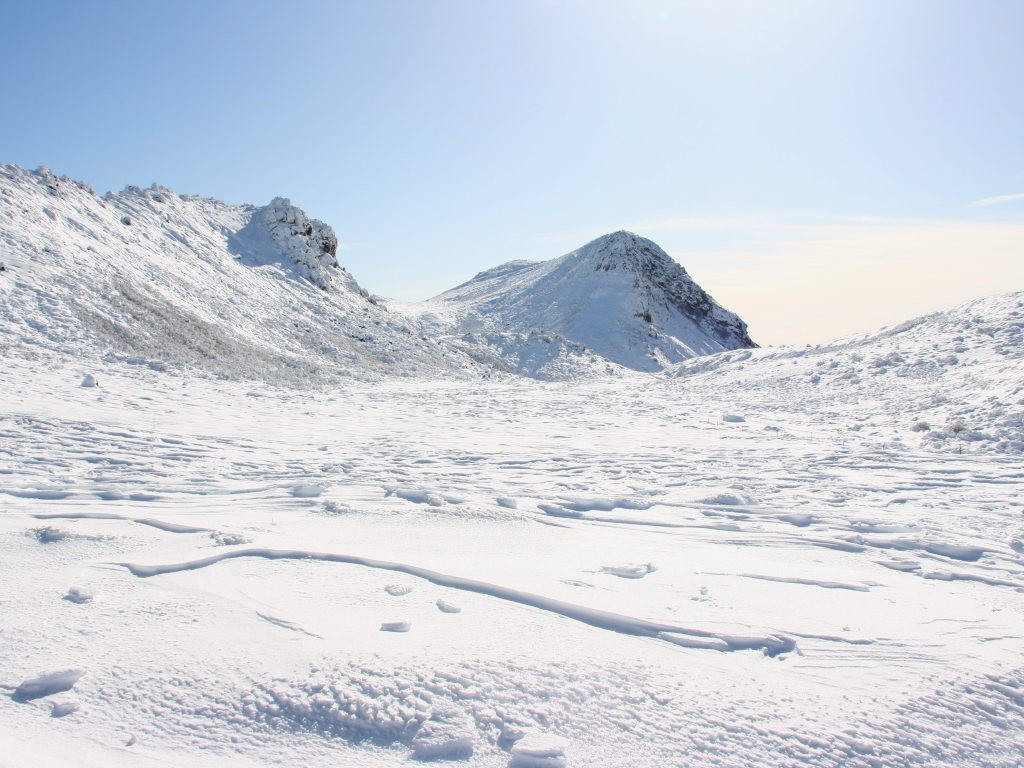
[1,165,1024,766]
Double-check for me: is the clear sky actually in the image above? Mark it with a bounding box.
[3,0,1023,345]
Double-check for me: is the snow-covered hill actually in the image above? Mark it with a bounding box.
[667,290,1024,454]
[0,164,491,383]
[422,230,754,372]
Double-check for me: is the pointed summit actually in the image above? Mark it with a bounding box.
[433,231,754,371]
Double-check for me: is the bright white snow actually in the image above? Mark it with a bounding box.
[1,164,1023,767]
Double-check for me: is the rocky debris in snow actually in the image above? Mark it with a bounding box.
[32,526,75,543]
[320,500,352,515]
[209,531,251,546]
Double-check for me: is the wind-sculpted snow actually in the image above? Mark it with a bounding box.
[35,511,212,534]
[4,353,1024,767]
[117,548,796,655]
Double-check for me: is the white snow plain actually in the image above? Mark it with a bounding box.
[1,164,1023,766]
[3,324,1024,766]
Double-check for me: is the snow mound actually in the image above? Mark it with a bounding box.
[601,562,657,579]
[291,483,327,498]
[49,700,80,718]
[509,733,568,768]
[12,669,85,702]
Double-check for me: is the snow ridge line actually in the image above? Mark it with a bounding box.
[115,548,796,655]
[34,512,212,534]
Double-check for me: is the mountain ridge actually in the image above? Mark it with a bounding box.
[0,163,756,380]
[0,163,490,383]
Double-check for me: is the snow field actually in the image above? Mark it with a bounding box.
[1,352,1022,766]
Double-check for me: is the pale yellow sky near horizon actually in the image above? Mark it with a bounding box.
[658,215,1024,347]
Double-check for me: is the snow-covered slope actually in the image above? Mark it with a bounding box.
[667,290,1024,453]
[2,165,1024,768]
[0,164,490,383]
[424,230,754,372]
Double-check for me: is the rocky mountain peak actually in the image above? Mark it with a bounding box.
[260,198,340,290]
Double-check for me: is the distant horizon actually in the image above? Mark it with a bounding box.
[3,0,1023,346]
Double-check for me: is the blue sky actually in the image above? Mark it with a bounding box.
[3,0,1023,343]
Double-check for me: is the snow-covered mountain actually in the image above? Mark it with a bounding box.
[1,165,746,382]
[0,164,491,383]
[423,230,754,372]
